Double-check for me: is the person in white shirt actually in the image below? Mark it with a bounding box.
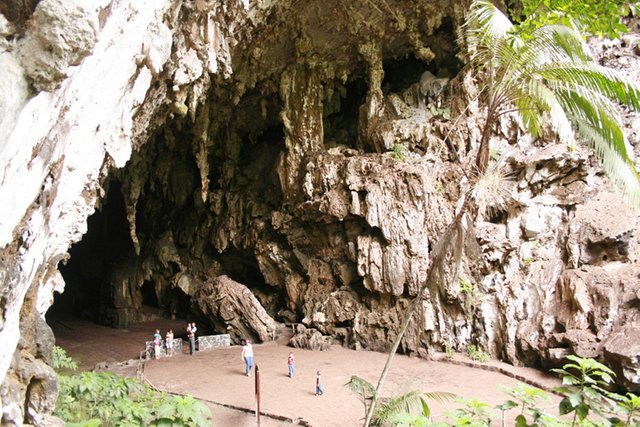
[241,339,254,376]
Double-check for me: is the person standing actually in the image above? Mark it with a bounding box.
[153,329,162,360]
[287,352,295,378]
[315,370,324,396]
[241,339,254,376]
[188,322,197,355]
[165,329,174,357]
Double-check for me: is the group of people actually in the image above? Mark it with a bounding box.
[151,322,198,359]
[241,339,324,396]
[151,328,325,395]
[152,328,175,359]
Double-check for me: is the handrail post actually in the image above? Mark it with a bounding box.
[255,365,261,425]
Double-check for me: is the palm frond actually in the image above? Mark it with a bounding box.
[465,0,514,48]
[576,119,640,207]
[373,390,456,426]
[464,0,519,69]
[540,64,640,110]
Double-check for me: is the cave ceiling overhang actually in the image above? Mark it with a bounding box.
[224,0,460,99]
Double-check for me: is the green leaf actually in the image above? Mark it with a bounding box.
[515,414,528,427]
[559,397,575,415]
[497,400,519,411]
[576,402,590,420]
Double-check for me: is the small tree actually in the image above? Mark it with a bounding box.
[552,355,617,426]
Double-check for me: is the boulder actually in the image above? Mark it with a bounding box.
[288,325,332,351]
[192,275,277,344]
[603,324,640,391]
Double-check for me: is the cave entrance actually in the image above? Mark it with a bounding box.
[49,181,131,324]
[47,180,187,329]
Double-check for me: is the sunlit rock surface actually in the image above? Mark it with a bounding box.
[0,0,639,423]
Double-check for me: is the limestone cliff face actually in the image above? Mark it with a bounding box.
[0,0,639,424]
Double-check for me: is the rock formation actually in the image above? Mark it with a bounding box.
[192,275,277,343]
[0,0,639,424]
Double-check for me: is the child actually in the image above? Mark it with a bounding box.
[287,352,295,378]
[165,329,174,357]
[315,370,324,396]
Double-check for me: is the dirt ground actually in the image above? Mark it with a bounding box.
[50,316,562,426]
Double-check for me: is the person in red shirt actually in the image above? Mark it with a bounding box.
[287,352,295,378]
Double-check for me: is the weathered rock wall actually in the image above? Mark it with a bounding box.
[0,0,258,423]
[1,0,639,424]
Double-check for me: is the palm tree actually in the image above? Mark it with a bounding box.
[467,0,640,202]
[363,1,640,426]
[346,375,455,426]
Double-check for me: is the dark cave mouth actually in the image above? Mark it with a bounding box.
[50,176,275,330]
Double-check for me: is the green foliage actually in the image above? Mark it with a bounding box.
[346,375,377,420]
[459,278,481,317]
[610,392,640,426]
[347,375,454,426]
[377,356,637,427]
[464,0,640,207]
[552,355,617,426]
[428,105,451,120]
[391,143,408,161]
[53,346,78,371]
[55,368,212,427]
[509,0,639,40]
[459,278,476,296]
[498,383,556,426]
[466,345,490,363]
[447,396,494,426]
[152,395,212,427]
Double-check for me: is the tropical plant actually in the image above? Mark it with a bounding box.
[391,143,408,161]
[610,391,640,426]
[444,343,456,360]
[347,375,454,426]
[465,0,640,205]
[53,345,78,371]
[447,396,495,426]
[499,382,551,426]
[552,355,617,426]
[466,345,490,363]
[53,349,212,426]
[346,375,377,421]
[152,395,212,427]
[362,1,640,424]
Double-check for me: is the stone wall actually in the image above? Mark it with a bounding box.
[144,338,184,360]
[198,334,231,351]
[143,335,230,359]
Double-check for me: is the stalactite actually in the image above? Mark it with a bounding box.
[277,64,325,200]
[192,98,213,203]
[357,41,385,152]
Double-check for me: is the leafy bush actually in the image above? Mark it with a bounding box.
[381,355,640,426]
[53,346,78,371]
[53,346,212,426]
[552,355,617,426]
